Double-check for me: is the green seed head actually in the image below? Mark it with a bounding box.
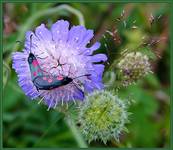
[78,90,130,144]
[118,52,152,86]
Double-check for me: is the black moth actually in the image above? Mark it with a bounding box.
[27,35,91,92]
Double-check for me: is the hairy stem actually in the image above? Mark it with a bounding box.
[65,116,88,148]
[3,61,11,89]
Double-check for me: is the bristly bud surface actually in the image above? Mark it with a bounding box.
[118,52,152,86]
[78,90,130,144]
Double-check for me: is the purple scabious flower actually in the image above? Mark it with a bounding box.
[12,20,107,109]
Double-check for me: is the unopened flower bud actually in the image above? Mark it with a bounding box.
[78,90,130,144]
[118,52,151,86]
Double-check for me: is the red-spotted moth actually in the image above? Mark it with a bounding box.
[28,34,91,92]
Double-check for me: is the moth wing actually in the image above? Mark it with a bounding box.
[33,75,62,90]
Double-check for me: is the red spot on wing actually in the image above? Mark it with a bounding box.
[38,69,41,72]
[33,72,37,77]
[32,60,39,67]
[57,75,63,80]
[48,78,53,83]
[43,77,47,80]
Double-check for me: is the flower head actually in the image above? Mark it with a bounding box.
[118,52,151,86]
[78,90,129,144]
[12,20,107,109]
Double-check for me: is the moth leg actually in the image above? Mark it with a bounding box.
[36,87,39,92]
[36,56,48,59]
[72,81,84,93]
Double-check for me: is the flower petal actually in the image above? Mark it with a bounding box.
[84,81,94,93]
[91,54,107,62]
[51,20,69,43]
[24,31,39,52]
[73,90,84,100]
[35,24,52,41]
[89,42,101,52]
[82,42,101,55]
[93,64,105,74]
[12,19,107,109]
[68,25,87,46]
[79,29,94,47]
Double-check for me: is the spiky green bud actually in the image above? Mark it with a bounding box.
[118,52,152,86]
[78,90,130,144]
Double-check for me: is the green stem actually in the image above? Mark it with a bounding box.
[3,61,11,89]
[65,117,88,148]
[6,4,85,64]
[33,113,64,147]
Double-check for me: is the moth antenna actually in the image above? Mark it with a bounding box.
[29,34,33,54]
[34,52,48,59]
[73,74,91,80]
[36,56,48,59]
[72,81,84,94]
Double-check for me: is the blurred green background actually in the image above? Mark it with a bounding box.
[3,3,170,148]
